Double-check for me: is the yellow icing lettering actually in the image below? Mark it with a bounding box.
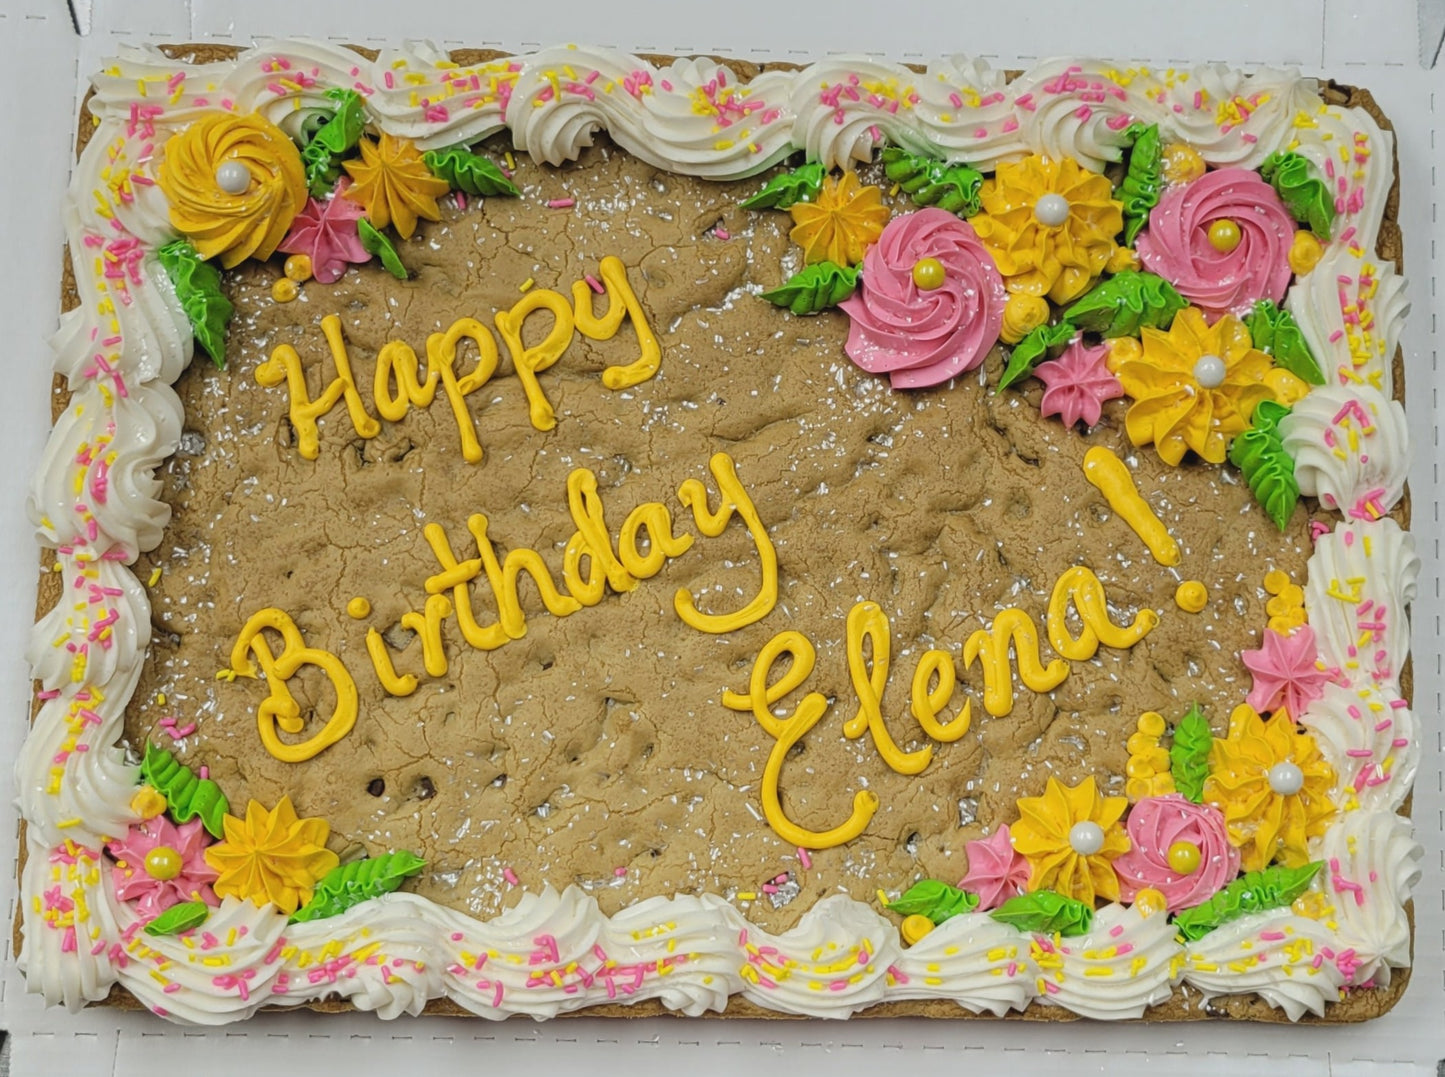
[572,256,662,389]
[427,318,498,464]
[963,609,1069,717]
[257,260,662,460]
[229,608,358,762]
[842,602,933,775]
[726,631,879,848]
[372,339,438,422]
[365,627,419,697]
[254,314,380,459]
[562,529,607,607]
[493,288,574,432]
[1081,446,1181,567]
[567,468,638,594]
[467,513,583,639]
[398,593,454,677]
[618,501,694,580]
[910,649,972,743]
[422,521,508,652]
[674,452,778,633]
[1047,566,1160,662]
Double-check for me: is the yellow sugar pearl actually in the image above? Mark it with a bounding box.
[1288,230,1324,276]
[1161,143,1206,185]
[284,253,314,282]
[130,786,168,820]
[1175,580,1208,613]
[346,596,372,619]
[1106,245,1139,275]
[1167,841,1202,875]
[1207,219,1242,253]
[271,277,299,303]
[1137,711,1166,738]
[1263,367,1309,407]
[1106,336,1143,368]
[900,914,935,946]
[1133,888,1168,917]
[144,846,183,881]
[1000,293,1049,344]
[1263,569,1291,595]
[911,257,946,290]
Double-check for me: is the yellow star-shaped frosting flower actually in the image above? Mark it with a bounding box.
[1010,775,1130,904]
[342,133,451,240]
[1110,306,1289,466]
[788,171,890,266]
[1204,704,1335,874]
[204,796,339,914]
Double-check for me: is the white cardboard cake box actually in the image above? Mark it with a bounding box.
[1,0,1441,1072]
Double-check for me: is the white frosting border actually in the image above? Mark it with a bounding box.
[16,40,1418,1024]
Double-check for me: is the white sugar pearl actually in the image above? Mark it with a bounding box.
[1033,193,1071,227]
[1268,761,1305,796]
[1068,820,1105,856]
[1192,353,1227,389]
[215,160,251,195]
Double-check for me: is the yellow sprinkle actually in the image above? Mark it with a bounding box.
[737,892,757,901]
[147,566,162,587]
[519,277,535,292]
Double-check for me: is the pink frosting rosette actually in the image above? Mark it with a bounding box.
[1135,168,1295,321]
[840,207,1007,389]
[1112,794,1239,912]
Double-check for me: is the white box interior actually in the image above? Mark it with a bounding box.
[2,1,1440,1072]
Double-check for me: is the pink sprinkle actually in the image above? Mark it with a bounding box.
[1392,737,1410,748]
[455,191,467,211]
[614,866,627,877]
[585,274,604,294]
[1109,924,1124,938]
[761,884,777,894]
[1043,980,1060,995]
[198,765,209,779]
[888,964,909,984]
[1006,961,1019,976]
[503,867,519,886]
[1074,105,1092,120]
[1105,114,1132,131]
[660,79,673,92]
[798,847,812,869]
[383,70,395,90]
[714,228,731,241]
[547,198,575,209]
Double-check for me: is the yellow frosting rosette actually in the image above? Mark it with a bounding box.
[157,112,308,269]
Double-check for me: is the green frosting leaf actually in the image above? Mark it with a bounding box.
[144,901,211,937]
[887,880,981,925]
[1062,270,1187,339]
[880,147,984,217]
[1259,151,1336,238]
[997,320,1076,391]
[357,218,407,280]
[289,851,427,924]
[301,89,368,198]
[989,891,1094,937]
[139,742,230,838]
[1169,703,1212,803]
[1119,124,1162,245]
[1228,398,1300,531]
[1172,861,1325,942]
[739,160,826,210]
[1245,300,1325,385]
[422,145,521,197]
[155,239,233,369]
[760,261,860,315]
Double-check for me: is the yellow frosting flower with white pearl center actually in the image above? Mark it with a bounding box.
[1010,776,1130,904]
[970,154,1123,304]
[157,112,307,269]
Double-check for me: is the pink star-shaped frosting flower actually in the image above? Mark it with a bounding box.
[277,178,372,285]
[959,824,1031,910]
[1242,624,1330,718]
[1033,335,1122,430]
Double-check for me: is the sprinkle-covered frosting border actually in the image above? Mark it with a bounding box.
[17,41,1420,1025]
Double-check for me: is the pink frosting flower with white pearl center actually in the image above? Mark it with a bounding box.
[106,816,218,919]
[1112,794,1238,912]
[840,208,1007,389]
[1136,168,1295,321]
